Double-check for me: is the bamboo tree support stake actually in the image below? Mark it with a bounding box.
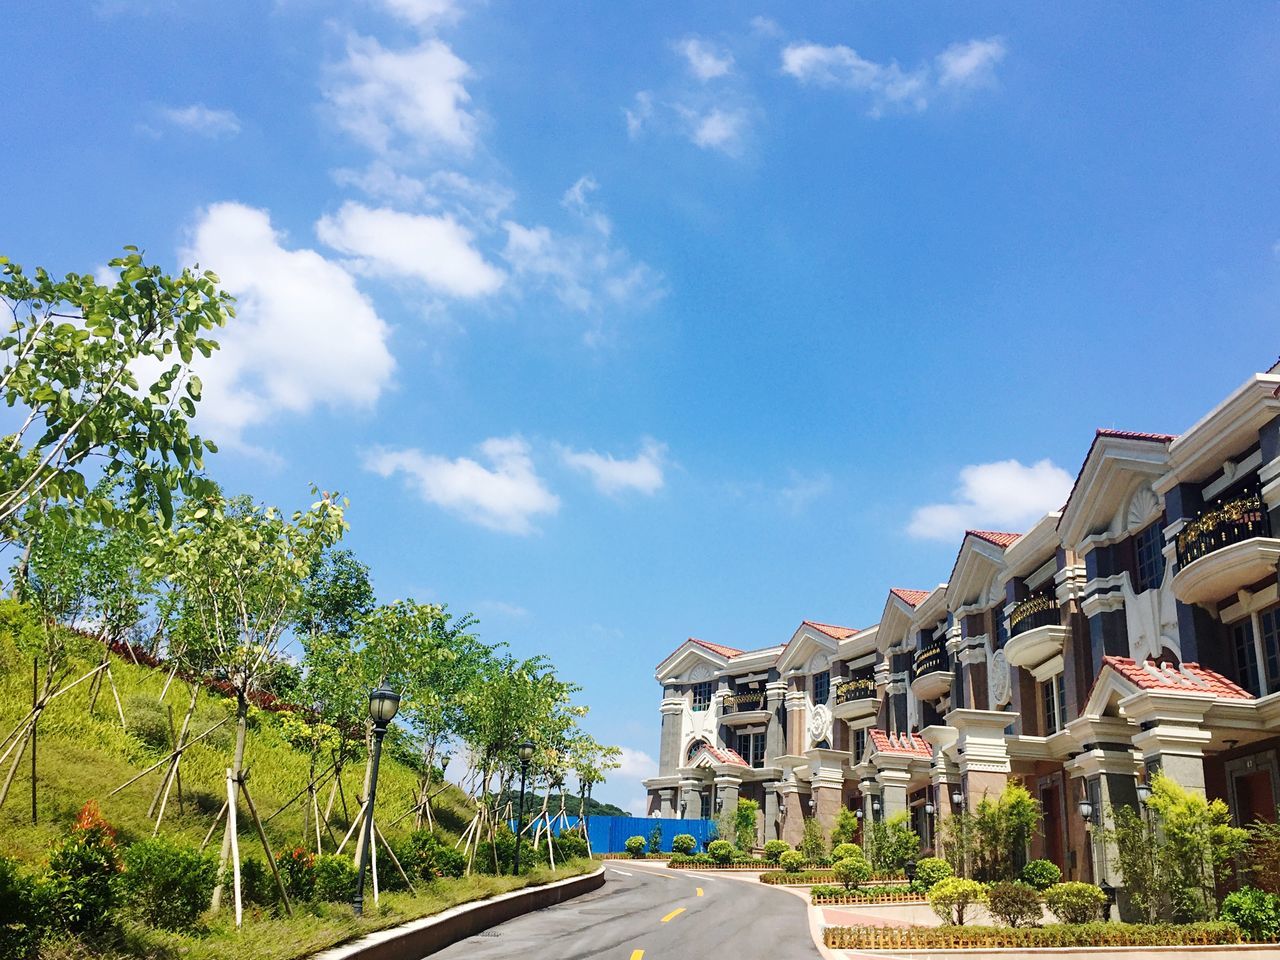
[226,769,243,929]
[335,798,368,855]
[240,775,293,918]
[373,821,415,894]
[30,658,36,825]
[371,825,380,906]
[104,663,127,732]
[201,801,228,851]
[109,713,230,799]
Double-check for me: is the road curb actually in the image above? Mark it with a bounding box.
[310,866,607,960]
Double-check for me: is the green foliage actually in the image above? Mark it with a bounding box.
[987,881,1043,927]
[553,829,589,862]
[865,810,919,873]
[0,251,229,538]
[1219,887,1280,942]
[833,849,872,890]
[0,856,47,958]
[928,876,988,925]
[733,798,758,851]
[648,822,663,855]
[275,848,316,902]
[831,842,860,861]
[832,807,860,846]
[762,839,789,863]
[235,857,276,907]
[671,833,697,856]
[313,855,358,902]
[1019,858,1062,891]
[624,836,647,858]
[45,802,122,935]
[799,817,827,862]
[1247,818,1280,895]
[810,883,923,902]
[707,839,734,863]
[825,922,1245,950]
[117,836,217,931]
[779,850,805,873]
[1044,881,1107,924]
[914,856,953,891]
[972,782,1041,882]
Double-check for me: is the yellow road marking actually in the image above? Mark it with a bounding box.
[660,907,686,923]
[630,951,644,960]
[696,887,704,896]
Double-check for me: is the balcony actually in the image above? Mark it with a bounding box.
[910,640,951,702]
[832,669,878,724]
[1173,490,1280,606]
[1009,591,1058,637]
[720,689,772,726]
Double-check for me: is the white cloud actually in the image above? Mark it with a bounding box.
[936,37,1007,89]
[325,34,477,156]
[332,164,515,226]
[673,36,733,81]
[779,470,833,514]
[593,746,658,816]
[181,202,395,445]
[750,15,780,36]
[616,746,658,779]
[316,201,504,297]
[907,458,1072,541]
[624,91,654,139]
[376,0,460,29]
[781,35,1006,115]
[559,438,666,496]
[156,103,240,137]
[364,436,560,534]
[689,107,747,153]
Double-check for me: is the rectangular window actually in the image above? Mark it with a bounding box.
[854,729,867,764]
[1260,605,1280,693]
[1042,674,1066,734]
[692,681,712,712]
[736,731,766,768]
[813,670,830,705]
[1232,618,1261,696]
[1133,521,1166,593]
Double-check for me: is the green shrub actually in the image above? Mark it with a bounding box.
[833,852,872,891]
[648,823,663,855]
[313,854,357,902]
[763,840,789,863]
[117,836,218,931]
[1020,858,1062,891]
[928,876,988,925]
[46,802,122,934]
[832,807,860,846]
[554,830,589,861]
[779,850,805,873]
[914,856,953,891]
[401,830,466,881]
[831,842,860,861]
[624,836,646,858]
[800,817,827,862]
[231,856,276,905]
[1045,881,1107,924]
[987,881,1042,928]
[1220,887,1280,943]
[733,798,759,851]
[866,811,920,874]
[707,839,733,864]
[124,694,172,751]
[825,921,1245,950]
[671,834,697,856]
[275,847,316,901]
[810,883,927,903]
[0,856,47,958]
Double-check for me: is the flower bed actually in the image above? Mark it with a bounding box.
[823,921,1247,950]
[809,884,925,905]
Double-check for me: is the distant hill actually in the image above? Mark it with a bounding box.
[497,789,629,819]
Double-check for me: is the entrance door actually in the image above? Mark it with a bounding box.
[1234,769,1276,825]
[1041,781,1066,871]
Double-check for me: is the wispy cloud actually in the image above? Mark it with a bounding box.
[154,103,241,137]
[673,36,734,81]
[559,438,667,496]
[779,470,833,514]
[907,458,1071,541]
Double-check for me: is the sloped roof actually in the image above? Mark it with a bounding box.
[803,621,859,641]
[867,728,932,758]
[967,530,1022,549]
[1101,656,1253,701]
[1096,429,1178,443]
[691,743,749,767]
[889,588,931,607]
[688,638,745,659]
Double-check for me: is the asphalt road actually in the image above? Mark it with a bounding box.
[430,862,823,960]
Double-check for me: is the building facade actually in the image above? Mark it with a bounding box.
[644,362,1280,889]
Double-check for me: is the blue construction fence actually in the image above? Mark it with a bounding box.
[510,815,716,854]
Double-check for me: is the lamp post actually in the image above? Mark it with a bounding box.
[924,801,935,850]
[353,682,400,916]
[513,740,535,876]
[1078,794,1110,917]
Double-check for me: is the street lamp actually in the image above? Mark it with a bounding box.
[1077,798,1095,823]
[871,798,881,814]
[353,682,400,916]
[807,796,816,816]
[1135,781,1152,805]
[513,740,535,876]
[680,798,688,817]
[904,859,918,883]
[924,801,934,816]
[951,788,964,809]
[854,808,863,820]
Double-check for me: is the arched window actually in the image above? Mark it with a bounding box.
[686,738,711,764]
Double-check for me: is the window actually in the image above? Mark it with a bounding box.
[813,670,830,705]
[691,681,712,712]
[1260,605,1280,692]
[853,729,867,763]
[1133,521,1166,593]
[1042,673,1066,734]
[736,731,766,768]
[1232,618,1262,697]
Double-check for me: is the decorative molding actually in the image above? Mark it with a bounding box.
[1126,484,1162,532]
[989,649,1012,707]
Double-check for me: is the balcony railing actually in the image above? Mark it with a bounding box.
[721,690,767,713]
[835,669,877,704]
[914,639,947,677]
[1176,488,1271,568]
[1009,591,1058,637]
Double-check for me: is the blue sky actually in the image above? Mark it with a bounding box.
[4,2,1279,813]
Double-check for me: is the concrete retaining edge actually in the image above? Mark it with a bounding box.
[310,866,607,960]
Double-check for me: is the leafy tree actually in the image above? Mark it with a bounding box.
[832,806,861,846]
[296,548,374,642]
[971,782,1041,882]
[733,798,759,851]
[800,816,828,862]
[0,250,228,539]
[866,810,920,873]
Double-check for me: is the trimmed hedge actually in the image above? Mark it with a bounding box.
[760,869,906,886]
[810,883,926,905]
[824,922,1246,950]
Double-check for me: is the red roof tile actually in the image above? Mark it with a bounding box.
[804,620,860,641]
[690,743,749,767]
[967,530,1022,549]
[868,728,932,758]
[1095,429,1178,443]
[1102,656,1254,701]
[688,638,745,659]
[890,588,931,608]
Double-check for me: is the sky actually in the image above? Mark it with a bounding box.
[3,2,1279,815]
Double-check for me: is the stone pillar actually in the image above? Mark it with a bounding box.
[764,783,782,842]
[785,690,807,755]
[1065,717,1141,898]
[779,781,805,847]
[659,697,684,776]
[812,774,844,835]
[876,763,912,820]
[679,780,703,819]
[766,681,788,761]
[715,774,741,818]
[1126,698,1212,796]
[948,708,1014,809]
[656,787,678,818]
